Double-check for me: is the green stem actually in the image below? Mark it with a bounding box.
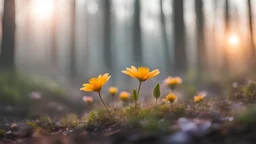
[98,92,111,116]
[155,99,158,108]
[112,94,116,109]
[135,81,142,110]
[137,81,142,96]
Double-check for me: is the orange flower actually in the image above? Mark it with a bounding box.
[122,66,160,82]
[80,73,111,92]
[108,87,118,95]
[194,95,204,103]
[119,91,130,101]
[163,76,182,90]
[164,93,177,103]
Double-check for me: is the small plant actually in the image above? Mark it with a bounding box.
[153,83,161,108]
[241,83,256,102]
[163,93,177,111]
[119,91,130,106]
[60,114,80,128]
[122,66,160,110]
[108,86,118,107]
[132,89,138,109]
[87,110,115,128]
[80,73,111,116]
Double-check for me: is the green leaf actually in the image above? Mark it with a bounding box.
[153,83,161,99]
[27,122,39,129]
[132,89,138,101]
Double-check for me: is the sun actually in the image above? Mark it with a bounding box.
[227,34,240,46]
[31,0,54,20]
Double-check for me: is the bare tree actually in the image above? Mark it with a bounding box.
[223,0,230,73]
[173,0,187,73]
[247,0,256,67]
[160,0,171,73]
[133,0,142,66]
[0,0,16,69]
[84,0,90,78]
[51,0,58,71]
[195,0,206,74]
[70,0,77,78]
[103,0,112,71]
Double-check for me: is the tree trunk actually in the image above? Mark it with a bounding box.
[84,0,89,78]
[223,0,230,73]
[103,0,112,71]
[133,0,142,66]
[160,0,171,73]
[70,0,77,78]
[195,0,205,74]
[173,0,187,73]
[0,0,16,70]
[51,0,58,72]
[247,0,256,67]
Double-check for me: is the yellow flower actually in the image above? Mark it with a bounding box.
[163,76,182,89]
[194,95,204,103]
[164,93,177,103]
[122,66,160,82]
[82,96,94,104]
[108,87,118,95]
[119,91,130,101]
[80,73,111,92]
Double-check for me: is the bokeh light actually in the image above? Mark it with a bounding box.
[31,0,54,20]
[227,34,240,46]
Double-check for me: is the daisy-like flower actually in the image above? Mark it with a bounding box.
[82,96,94,104]
[163,76,182,90]
[80,73,111,92]
[122,66,160,110]
[80,73,111,116]
[119,91,130,102]
[164,93,177,103]
[108,87,118,95]
[122,66,160,82]
[194,95,204,103]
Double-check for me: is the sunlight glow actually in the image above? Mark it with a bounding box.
[142,19,157,32]
[31,0,54,20]
[228,34,240,46]
[87,2,98,14]
[116,8,131,21]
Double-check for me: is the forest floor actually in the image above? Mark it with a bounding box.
[1,99,256,144]
[1,74,256,143]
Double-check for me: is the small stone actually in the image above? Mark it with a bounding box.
[10,123,17,128]
[167,132,191,144]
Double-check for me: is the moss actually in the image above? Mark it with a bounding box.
[0,129,5,136]
[60,114,80,128]
[241,83,256,103]
[235,104,256,126]
[27,121,39,129]
[0,70,65,105]
[125,106,169,132]
[86,110,116,129]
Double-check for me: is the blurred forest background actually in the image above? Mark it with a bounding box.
[0,0,256,90]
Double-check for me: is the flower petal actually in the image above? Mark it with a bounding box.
[147,69,160,79]
[122,70,136,78]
